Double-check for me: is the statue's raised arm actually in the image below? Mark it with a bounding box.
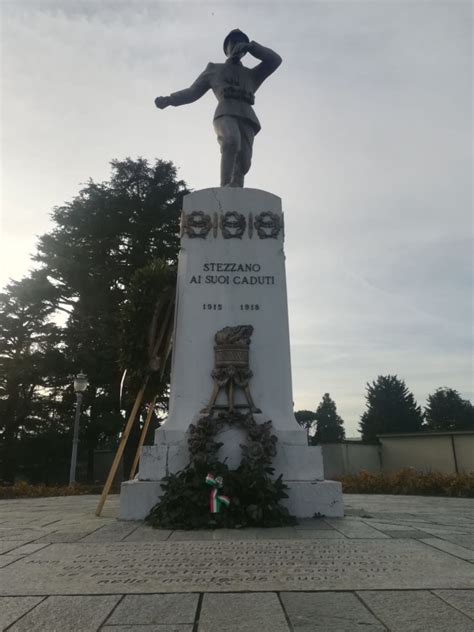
[154,29,282,187]
[154,66,212,109]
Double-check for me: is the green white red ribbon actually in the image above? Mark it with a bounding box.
[205,473,231,513]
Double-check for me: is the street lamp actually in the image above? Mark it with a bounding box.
[69,372,89,485]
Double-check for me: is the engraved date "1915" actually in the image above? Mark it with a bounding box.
[203,304,222,310]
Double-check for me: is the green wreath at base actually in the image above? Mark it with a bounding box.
[146,411,296,529]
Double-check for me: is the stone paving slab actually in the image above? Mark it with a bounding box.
[280,591,387,631]
[6,595,120,631]
[433,589,474,619]
[294,518,333,530]
[357,590,474,632]
[435,534,474,550]
[0,554,24,568]
[101,626,193,631]
[420,537,474,561]
[122,526,173,542]
[210,528,259,540]
[0,528,47,542]
[254,527,299,539]
[198,593,289,632]
[293,529,345,539]
[416,525,474,536]
[324,518,390,539]
[362,520,424,531]
[424,515,474,526]
[2,591,472,632]
[2,542,49,556]
[106,594,199,625]
[0,596,44,629]
[80,521,140,542]
[167,530,215,541]
[35,529,100,543]
[0,494,473,630]
[378,529,431,539]
[0,542,24,555]
[1,539,472,595]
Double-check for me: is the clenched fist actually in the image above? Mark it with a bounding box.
[154,96,171,109]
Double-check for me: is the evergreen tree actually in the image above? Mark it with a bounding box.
[294,410,317,436]
[359,375,424,442]
[1,158,188,482]
[0,272,65,481]
[313,393,345,443]
[36,158,187,480]
[424,387,473,431]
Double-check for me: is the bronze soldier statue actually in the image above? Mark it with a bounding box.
[155,29,282,188]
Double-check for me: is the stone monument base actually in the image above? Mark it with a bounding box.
[118,187,344,522]
[137,426,325,481]
[119,425,343,520]
[119,478,343,521]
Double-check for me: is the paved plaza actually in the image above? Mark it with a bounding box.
[0,494,472,631]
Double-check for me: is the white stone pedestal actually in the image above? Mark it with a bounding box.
[119,188,343,520]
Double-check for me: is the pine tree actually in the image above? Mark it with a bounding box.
[359,375,423,442]
[313,393,345,443]
[424,387,473,431]
[294,410,317,436]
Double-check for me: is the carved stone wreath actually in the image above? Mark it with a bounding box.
[187,323,277,469]
[187,411,278,470]
[145,411,292,529]
[182,211,212,238]
[254,211,282,239]
[220,211,246,239]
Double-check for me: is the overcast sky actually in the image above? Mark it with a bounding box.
[1,1,472,436]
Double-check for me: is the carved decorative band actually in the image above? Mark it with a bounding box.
[182,210,282,240]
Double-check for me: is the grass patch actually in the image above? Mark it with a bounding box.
[338,469,474,497]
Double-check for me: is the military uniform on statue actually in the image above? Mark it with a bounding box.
[154,29,281,187]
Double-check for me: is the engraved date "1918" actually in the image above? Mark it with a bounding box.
[240,304,260,311]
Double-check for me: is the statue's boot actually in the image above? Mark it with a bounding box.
[229,150,248,187]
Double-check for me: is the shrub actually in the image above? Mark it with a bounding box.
[338,469,474,497]
[146,461,294,530]
[0,482,117,499]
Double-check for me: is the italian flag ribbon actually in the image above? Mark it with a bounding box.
[205,473,231,514]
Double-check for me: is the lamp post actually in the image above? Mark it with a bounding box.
[69,372,89,485]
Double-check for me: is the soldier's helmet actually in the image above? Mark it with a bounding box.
[223,29,250,54]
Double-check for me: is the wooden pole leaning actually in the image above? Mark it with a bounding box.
[129,394,157,481]
[128,298,175,481]
[95,376,149,517]
[149,296,174,364]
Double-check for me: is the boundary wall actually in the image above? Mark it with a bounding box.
[321,432,474,478]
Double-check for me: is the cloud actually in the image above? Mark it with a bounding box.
[1,0,472,435]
